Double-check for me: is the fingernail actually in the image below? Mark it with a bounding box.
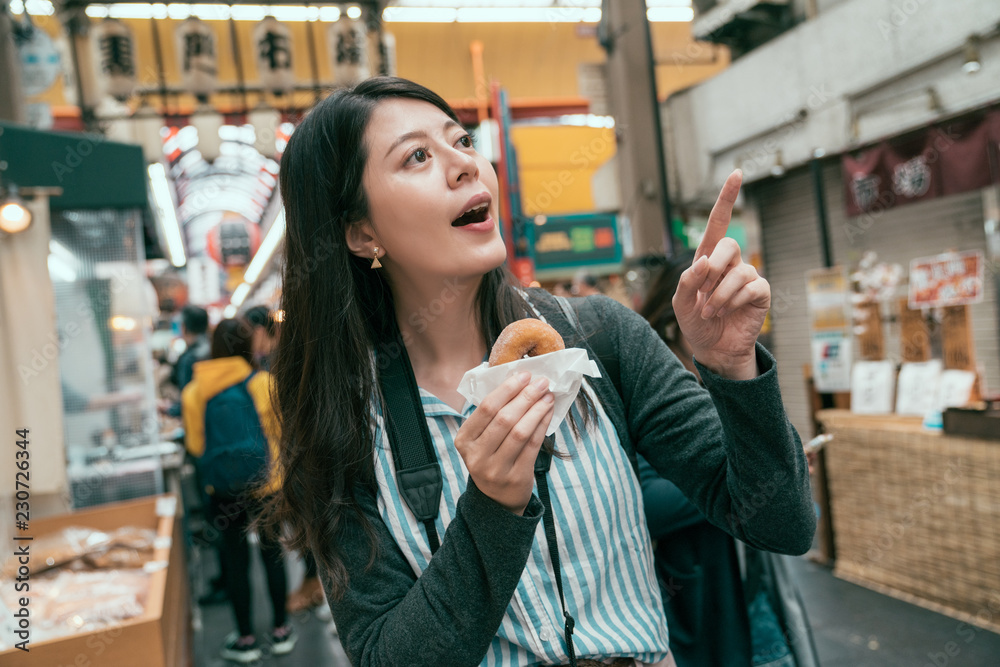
[702,305,715,319]
[542,392,554,403]
[533,377,549,390]
[518,372,531,384]
[716,308,726,318]
[694,256,708,273]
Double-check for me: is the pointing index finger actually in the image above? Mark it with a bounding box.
[695,169,743,261]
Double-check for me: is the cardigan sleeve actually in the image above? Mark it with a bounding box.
[591,296,816,555]
[324,479,544,667]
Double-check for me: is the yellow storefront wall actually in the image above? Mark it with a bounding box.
[511,124,616,217]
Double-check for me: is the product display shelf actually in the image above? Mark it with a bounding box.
[0,494,191,667]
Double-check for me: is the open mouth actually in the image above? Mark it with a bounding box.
[452,203,490,227]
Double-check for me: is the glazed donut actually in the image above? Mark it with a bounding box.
[489,319,565,367]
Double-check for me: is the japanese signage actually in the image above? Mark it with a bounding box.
[908,250,984,309]
[531,214,620,271]
[843,109,1000,217]
[805,266,852,391]
[253,17,293,95]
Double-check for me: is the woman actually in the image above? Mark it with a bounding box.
[183,318,295,662]
[263,77,815,667]
[639,253,820,667]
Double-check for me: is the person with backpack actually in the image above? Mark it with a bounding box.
[182,317,296,663]
[261,77,815,667]
[638,253,820,667]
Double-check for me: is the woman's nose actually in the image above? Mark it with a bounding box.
[447,147,479,186]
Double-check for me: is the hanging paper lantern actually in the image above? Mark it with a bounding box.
[253,17,294,96]
[247,105,281,157]
[14,17,62,97]
[206,215,262,268]
[92,18,137,102]
[190,104,224,162]
[175,17,217,103]
[329,16,370,86]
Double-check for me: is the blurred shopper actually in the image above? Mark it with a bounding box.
[244,305,325,613]
[161,305,211,418]
[172,305,211,391]
[639,252,820,667]
[552,282,573,297]
[571,270,601,296]
[261,77,814,667]
[182,318,296,662]
[244,305,279,371]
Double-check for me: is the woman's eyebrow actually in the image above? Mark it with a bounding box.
[384,119,462,159]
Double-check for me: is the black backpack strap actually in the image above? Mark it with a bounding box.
[530,292,637,479]
[534,440,577,667]
[378,335,444,553]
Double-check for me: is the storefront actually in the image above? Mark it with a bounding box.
[0,123,189,662]
[747,106,1000,631]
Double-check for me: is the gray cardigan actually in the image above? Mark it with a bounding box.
[322,293,816,667]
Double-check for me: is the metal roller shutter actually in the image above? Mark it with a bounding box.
[751,162,998,441]
[751,167,824,439]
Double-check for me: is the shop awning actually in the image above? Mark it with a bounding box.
[0,122,147,211]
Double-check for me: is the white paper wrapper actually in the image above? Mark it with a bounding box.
[456,348,602,435]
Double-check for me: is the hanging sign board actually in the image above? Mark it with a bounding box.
[805,266,850,332]
[908,249,984,309]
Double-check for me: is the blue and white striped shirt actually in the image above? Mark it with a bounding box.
[372,379,671,666]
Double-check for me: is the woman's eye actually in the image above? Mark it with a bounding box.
[458,135,473,148]
[408,148,428,164]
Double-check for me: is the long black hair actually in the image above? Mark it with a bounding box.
[638,251,695,347]
[261,77,528,599]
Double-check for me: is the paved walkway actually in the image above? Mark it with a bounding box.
[191,542,1000,666]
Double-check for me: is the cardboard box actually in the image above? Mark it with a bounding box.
[0,494,191,667]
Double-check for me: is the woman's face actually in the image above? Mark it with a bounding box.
[355,98,506,284]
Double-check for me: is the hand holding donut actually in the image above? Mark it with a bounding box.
[454,372,555,515]
[672,170,770,381]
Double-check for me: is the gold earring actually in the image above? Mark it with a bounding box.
[371,246,382,269]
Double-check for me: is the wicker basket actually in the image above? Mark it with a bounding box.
[819,410,1000,634]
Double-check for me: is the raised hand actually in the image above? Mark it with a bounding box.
[671,170,770,381]
[454,372,555,515]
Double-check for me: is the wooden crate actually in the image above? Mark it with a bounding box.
[819,410,1000,633]
[0,494,191,667]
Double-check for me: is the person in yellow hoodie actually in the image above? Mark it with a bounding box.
[182,317,295,663]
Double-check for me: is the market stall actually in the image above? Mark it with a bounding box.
[818,410,1000,632]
